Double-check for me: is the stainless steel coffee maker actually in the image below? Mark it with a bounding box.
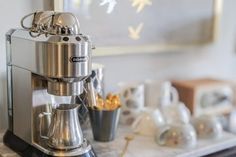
[4,11,97,157]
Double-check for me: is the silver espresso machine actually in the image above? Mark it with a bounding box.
[3,11,97,157]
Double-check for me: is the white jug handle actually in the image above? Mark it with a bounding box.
[171,87,179,104]
[156,125,170,146]
[39,112,51,139]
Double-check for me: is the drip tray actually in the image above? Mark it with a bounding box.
[33,138,92,156]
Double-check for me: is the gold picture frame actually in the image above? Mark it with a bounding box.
[53,0,223,57]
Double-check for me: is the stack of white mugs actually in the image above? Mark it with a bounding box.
[118,80,223,148]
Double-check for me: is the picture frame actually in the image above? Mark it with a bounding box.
[53,0,223,56]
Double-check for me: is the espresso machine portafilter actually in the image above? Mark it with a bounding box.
[3,11,97,157]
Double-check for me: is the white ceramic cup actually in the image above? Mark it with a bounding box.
[191,115,223,139]
[132,108,165,136]
[228,110,236,133]
[145,80,179,108]
[118,82,145,125]
[162,102,191,125]
[155,124,197,148]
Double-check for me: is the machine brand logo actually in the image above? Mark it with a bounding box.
[70,56,88,63]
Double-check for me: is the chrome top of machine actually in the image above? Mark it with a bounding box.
[7,11,94,96]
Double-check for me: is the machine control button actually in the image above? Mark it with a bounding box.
[63,37,69,41]
[76,36,81,41]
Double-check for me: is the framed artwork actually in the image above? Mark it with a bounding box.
[54,0,223,56]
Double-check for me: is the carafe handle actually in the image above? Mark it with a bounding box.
[170,87,179,104]
[39,112,51,139]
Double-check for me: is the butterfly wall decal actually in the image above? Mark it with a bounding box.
[128,23,144,40]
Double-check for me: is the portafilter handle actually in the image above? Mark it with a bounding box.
[84,71,97,108]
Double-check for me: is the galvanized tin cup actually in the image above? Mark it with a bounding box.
[88,107,120,142]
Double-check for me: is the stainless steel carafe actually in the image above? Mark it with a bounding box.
[39,104,83,150]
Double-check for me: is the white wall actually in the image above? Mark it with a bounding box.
[93,0,236,93]
[1,0,236,130]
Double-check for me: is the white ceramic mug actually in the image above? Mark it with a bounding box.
[118,82,145,125]
[228,110,236,133]
[162,102,191,125]
[145,80,179,108]
[155,124,197,148]
[191,115,223,139]
[131,108,165,136]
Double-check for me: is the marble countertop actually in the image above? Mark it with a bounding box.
[1,127,236,157]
